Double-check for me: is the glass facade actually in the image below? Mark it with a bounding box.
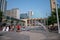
[20,13,29,19]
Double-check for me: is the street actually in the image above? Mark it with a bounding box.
[0,30,60,40]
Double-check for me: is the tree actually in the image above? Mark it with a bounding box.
[48,8,60,25]
[0,10,3,22]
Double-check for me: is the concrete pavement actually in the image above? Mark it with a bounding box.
[19,31,60,40]
[0,32,30,40]
[20,31,46,40]
[0,31,60,40]
[0,31,7,36]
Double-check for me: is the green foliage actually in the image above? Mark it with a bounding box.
[0,11,3,18]
[11,20,13,23]
[0,10,3,22]
[48,8,60,25]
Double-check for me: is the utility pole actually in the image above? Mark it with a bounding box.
[46,13,48,27]
[55,0,60,33]
[28,10,33,26]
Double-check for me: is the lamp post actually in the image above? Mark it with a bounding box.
[55,0,60,33]
[28,11,30,26]
[46,13,48,27]
[28,10,33,26]
[31,12,34,26]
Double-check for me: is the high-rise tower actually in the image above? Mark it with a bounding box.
[0,0,7,22]
[0,0,7,15]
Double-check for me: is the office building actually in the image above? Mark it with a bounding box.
[6,8,20,19]
[28,10,33,18]
[0,0,7,22]
[20,13,29,19]
[0,0,7,14]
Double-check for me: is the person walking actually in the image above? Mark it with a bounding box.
[16,24,21,32]
[2,26,6,31]
[10,25,14,31]
[6,26,9,31]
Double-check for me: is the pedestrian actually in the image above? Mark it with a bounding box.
[12,25,15,31]
[10,25,14,31]
[16,24,21,32]
[2,26,6,31]
[2,25,7,31]
[6,26,9,31]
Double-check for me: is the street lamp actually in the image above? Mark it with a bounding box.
[28,10,33,26]
[46,13,48,27]
[55,0,60,33]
